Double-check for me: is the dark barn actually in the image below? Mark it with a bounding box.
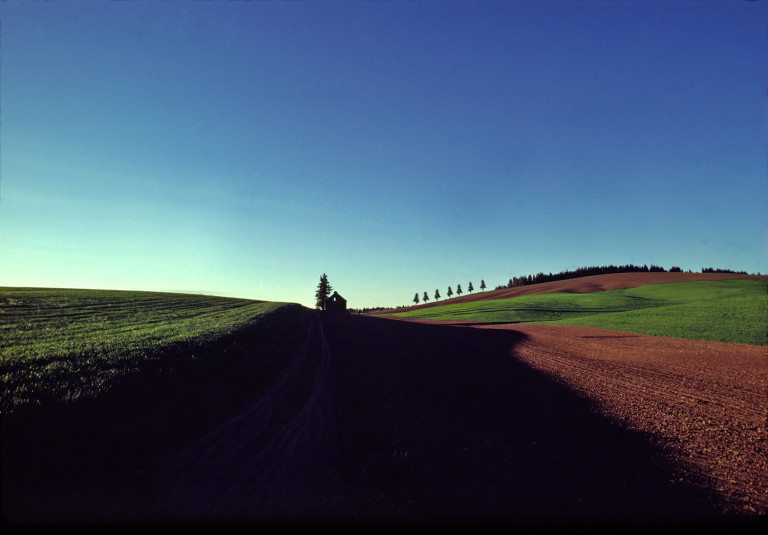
[325,291,347,312]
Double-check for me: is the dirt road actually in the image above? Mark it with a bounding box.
[29,311,336,522]
[9,311,765,523]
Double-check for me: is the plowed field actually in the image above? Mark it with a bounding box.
[474,323,768,515]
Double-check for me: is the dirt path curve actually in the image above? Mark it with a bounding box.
[22,312,765,523]
[46,311,336,522]
[474,323,768,515]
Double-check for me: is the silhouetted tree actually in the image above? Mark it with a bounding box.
[447,286,453,298]
[413,292,420,305]
[468,281,474,294]
[480,279,486,291]
[423,291,429,303]
[434,289,440,301]
[456,284,463,296]
[315,273,332,310]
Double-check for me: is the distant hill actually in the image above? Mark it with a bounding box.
[395,271,768,313]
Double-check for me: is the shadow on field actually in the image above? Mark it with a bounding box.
[1,306,311,522]
[3,310,731,524]
[320,313,725,523]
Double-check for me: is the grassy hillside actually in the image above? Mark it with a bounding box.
[388,279,768,346]
[0,287,304,415]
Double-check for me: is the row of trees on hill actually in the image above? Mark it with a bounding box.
[323,264,754,314]
[413,279,486,305]
[493,264,750,290]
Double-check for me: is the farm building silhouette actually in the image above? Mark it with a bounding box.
[325,291,347,312]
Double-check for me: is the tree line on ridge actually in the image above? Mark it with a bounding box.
[493,264,749,290]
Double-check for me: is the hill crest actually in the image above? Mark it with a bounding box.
[394,271,768,313]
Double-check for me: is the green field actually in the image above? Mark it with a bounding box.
[0,287,304,414]
[389,279,768,346]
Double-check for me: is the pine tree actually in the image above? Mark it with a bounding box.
[456,284,463,296]
[423,291,429,303]
[434,289,440,301]
[480,279,486,291]
[447,286,453,298]
[315,273,332,310]
[468,281,474,293]
[413,292,420,305]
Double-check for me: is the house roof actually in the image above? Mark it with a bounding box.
[330,291,346,301]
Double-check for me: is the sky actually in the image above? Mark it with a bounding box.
[0,0,766,309]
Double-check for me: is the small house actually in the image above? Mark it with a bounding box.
[325,291,347,312]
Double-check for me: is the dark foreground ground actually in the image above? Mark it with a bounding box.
[317,314,732,523]
[3,311,763,524]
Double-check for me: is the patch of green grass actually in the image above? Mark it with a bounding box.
[0,287,302,414]
[391,286,670,324]
[390,279,768,346]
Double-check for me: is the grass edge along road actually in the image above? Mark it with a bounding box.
[387,279,768,346]
[0,287,307,416]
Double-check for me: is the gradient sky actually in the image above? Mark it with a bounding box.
[0,0,766,309]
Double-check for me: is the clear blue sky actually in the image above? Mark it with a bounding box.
[1,0,765,309]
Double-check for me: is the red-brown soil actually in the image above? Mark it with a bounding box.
[474,323,768,516]
[398,272,767,312]
[6,309,765,524]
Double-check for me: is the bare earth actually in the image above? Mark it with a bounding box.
[475,323,768,516]
[5,273,767,524]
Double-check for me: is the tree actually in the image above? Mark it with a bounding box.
[423,291,429,303]
[434,289,440,301]
[413,292,420,305]
[456,284,463,296]
[447,286,453,299]
[480,279,486,291]
[315,273,332,310]
[468,281,474,294]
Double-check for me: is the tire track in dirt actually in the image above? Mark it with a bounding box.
[47,311,334,522]
[476,323,768,515]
